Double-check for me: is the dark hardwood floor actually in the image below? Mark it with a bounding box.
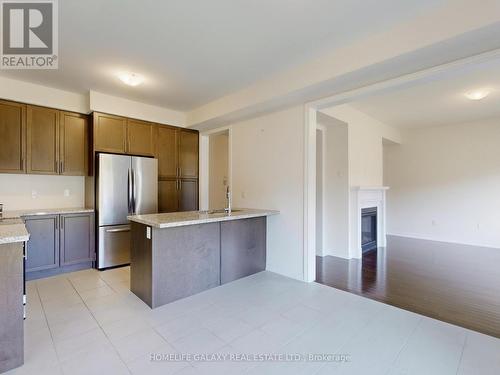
[316,235,500,338]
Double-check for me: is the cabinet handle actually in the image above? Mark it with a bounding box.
[55,218,58,230]
[55,160,58,173]
[61,218,64,230]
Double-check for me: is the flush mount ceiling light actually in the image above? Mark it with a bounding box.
[118,72,144,87]
[464,89,490,101]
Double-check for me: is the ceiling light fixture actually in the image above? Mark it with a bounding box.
[118,72,144,87]
[464,89,490,101]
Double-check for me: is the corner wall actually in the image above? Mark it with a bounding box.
[210,106,306,280]
[384,117,500,248]
[320,104,401,258]
[316,114,349,258]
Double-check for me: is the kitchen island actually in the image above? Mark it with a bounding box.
[127,209,278,308]
[0,218,29,374]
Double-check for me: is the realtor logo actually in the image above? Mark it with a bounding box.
[1,0,58,69]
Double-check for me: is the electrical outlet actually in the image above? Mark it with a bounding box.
[64,189,70,197]
[431,220,436,226]
[31,190,37,199]
[241,191,246,199]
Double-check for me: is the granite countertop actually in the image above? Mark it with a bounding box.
[0,218,30,245]
[0,207,93,245]
[128,208,279,229]
[2,207,94,219]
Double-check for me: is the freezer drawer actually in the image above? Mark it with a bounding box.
[98,225,130,269]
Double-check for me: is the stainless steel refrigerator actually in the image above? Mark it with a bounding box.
[96,153,158,269]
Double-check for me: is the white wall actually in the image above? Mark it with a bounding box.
[322,104,401,187]
[316,114,350,258]
[0,174,84,211]
[89,91,186,127]
[0,76,89,113]
[209,132,229,210]
[229,106,305,280]
[384,118,500,249]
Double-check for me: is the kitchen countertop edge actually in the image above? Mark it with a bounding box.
[128,209,279,229]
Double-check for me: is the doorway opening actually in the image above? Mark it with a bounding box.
[314,112,349,263]
[208,130,229,210]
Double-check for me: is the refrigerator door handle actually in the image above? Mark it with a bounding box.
[131,168,136,214]
[127,168,133,214]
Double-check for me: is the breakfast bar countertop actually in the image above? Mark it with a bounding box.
[128,208,279,229]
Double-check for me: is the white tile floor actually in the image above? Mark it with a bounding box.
[7,267,500,375]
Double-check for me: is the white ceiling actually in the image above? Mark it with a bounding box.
[0,0,445,111]
[350,58,500,128]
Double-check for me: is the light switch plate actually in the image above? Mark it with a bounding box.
[146,226,151,239]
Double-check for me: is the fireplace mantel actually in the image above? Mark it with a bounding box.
[349,186,389,258]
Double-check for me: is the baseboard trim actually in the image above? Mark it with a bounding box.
[387,233,500,250]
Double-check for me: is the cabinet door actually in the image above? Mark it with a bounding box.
[179,130,199,179]
[60,112,88,176]
[179,179,198,212]
[127,119,155,156]
[93,112,127,153]
[60,213,94,266]
[0,100,26,173]
[26,105,59,175]
[25,215,59,272]
[157,126,178,178]
[158,179,178,213]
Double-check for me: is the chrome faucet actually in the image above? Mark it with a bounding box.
[225,186,232,214]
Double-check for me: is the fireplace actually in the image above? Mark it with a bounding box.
[361,207,377,253]
[350,186,388,258]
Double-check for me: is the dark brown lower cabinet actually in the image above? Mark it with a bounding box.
[25,212,94,280]
[158,179,198,213]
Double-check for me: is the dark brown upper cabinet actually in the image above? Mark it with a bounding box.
[0,100,26,174]
[127,119,155,157]
[93,112,127,154]
[179,130,199,179]
[26,105,60,175]
[156,126,178,179]
[60,112,88,176]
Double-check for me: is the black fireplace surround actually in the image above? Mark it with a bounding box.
[361,207,377,253]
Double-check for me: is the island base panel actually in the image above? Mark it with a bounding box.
[0,243,24,374]
[221,217,266,284]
